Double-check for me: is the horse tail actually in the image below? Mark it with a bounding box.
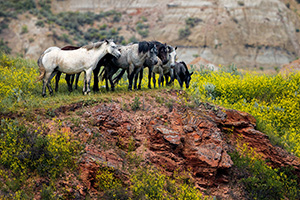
[113,69,126,85]
[35,53,46,83]
[35,47,59,83]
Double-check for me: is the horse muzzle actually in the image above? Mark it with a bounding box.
[113,51,121,59]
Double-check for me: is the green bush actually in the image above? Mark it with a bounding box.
[131,96,141,111]
[0,39,12,54]
[185,17,202,28]
[179,27,191,39]
[230,143,300,200]
[131,166,207,200]
[136,22,149,38]
[0,118,80,178]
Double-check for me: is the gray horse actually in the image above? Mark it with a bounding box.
[102,41,158,91]
[133,41,169,90]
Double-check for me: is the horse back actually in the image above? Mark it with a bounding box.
[61,46,81,51]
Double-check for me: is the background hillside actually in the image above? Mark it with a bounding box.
[2,0,300,72]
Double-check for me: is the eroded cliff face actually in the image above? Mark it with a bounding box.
[2,0,300,70]
[51,0,300,69]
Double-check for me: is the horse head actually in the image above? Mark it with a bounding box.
[105,40,121,59]
[152,41,169,65]
[167,45,177,69]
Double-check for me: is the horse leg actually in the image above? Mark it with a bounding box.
[138,67,144,90]
[133,73,138,90]
[148,66,153,89]
[175,73,183,89]
[108,66,120,91]
[105,70,110,91]
[84,69,92,95]
[47,71,58,96]
[158,67,163,87]
[164,74,169,86]
[152,72,156,88]
[93,66,101,92]
[169,68,175,86]
[55,71,62,92]
[65,74,73,92]
[42,73,51,97]
[133,67,141,90]
[70,74,75,90]
[128,64,135,91]
[108,73,115,92]
[75,72,80,90]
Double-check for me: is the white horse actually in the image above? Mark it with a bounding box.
[36,40,121,96]
[152,45,177,87]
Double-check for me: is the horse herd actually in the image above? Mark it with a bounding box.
[36,39,193,97]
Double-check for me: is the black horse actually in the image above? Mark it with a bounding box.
[172,61,193,89]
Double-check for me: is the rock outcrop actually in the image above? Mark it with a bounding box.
[54,90,300,198]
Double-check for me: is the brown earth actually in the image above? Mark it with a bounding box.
[14,89,300,199]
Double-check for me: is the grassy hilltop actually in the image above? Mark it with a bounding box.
[0,53,300,199]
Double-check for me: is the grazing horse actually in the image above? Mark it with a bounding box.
[152,45,177,88]
[36,40,121,96]
[101,41,158,91]
[173,61,193,89]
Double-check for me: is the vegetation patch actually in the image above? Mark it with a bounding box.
[230,140,300,199]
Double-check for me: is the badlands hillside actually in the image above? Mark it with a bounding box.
[2,0,300,70]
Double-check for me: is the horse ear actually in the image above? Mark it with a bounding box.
[105,39,109,44]
[175,46,178,50]
[190,72,194,76]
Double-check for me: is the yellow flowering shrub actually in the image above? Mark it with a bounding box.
[96,166,122,191]
[188,70,300,157]
[0,53,41,112]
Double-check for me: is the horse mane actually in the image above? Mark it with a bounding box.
[138,41,155,54]
[151,41,163,48]
[82,41,105,51]
[180,61,189,75]
[61,45,81,51]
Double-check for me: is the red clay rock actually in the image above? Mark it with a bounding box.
[51,90,300,198]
